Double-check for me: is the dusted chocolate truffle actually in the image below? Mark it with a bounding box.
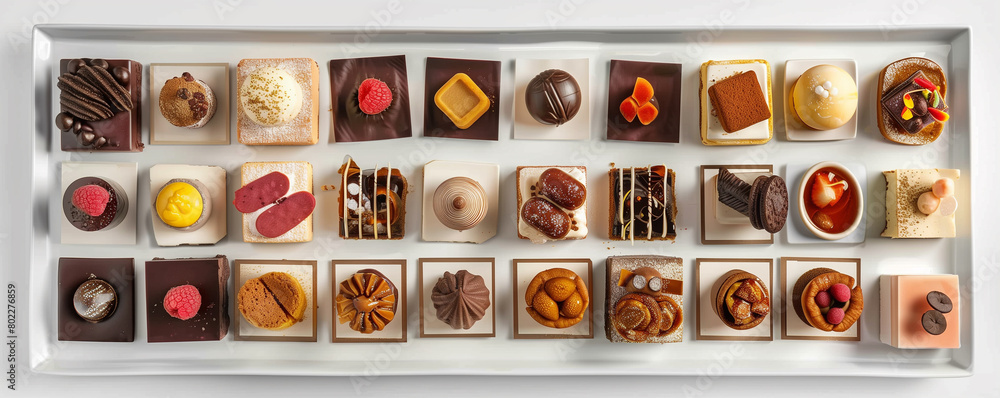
[431,270,491,330]
[524,69,581,126]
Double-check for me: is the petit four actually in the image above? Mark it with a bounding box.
[793,268,863,332]
[236,162,316,243]
[56,58,142,152]
[525,69,581,126]
[788,65,858,131]
[424,57,500,140]
[798,162,863,240]
[58,257,135,342]
[606,60,682,143]
[238,271,307,331]
[154,179,211,232]
[699,59,772,145]
[880,274,960,348]
[159,72,216,128]
[716,168,787,234]
[606,256,683,343]
[609,165,677,243]
[516,166,588,243]
[237,58,319,145]
[335,270,399,334]
[149,164,227,246]
[337,156,408,240]
[433,177,488,232]
[422,160,499,243]
[877,57,949,145]
[524,268,589,329]
[712,270,769,330]
[330,55,412,142]
[882,169,960,238]
[63,177,128,232]
[145,256,230,342]
[431,270,491,330]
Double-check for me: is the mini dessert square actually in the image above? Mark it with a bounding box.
[234,259,317,342]
[60,162,138,245]
[419,258,495,338]
[236,161,316,243]
[513,259,593,339]
[236,58,319,145]
[883,169,960,238]
[149,164,227,246]
[877,57,949,145]
[330,55,412,142]
[606,256,683,343]
[56,58,143,152]
[880,274,960,349]
[516,166,588,243]
[699,59,772,145]
[783,60,859,141]
[150,63,230,145]
[337,156,408,240]
[57,257,134,342]
[422,160,499,243]
[696,258,772,341]
[606,60,682,143]
[145,256,230,342]
[424,57,500,140]
[700,165,774,245]
[514,58,590,140]
[609,165,677,243]
[781,257,862,341]
[332,260,407,343]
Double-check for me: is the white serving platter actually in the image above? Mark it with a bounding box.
[24,26,973,377]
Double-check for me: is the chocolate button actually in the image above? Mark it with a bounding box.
[73,279,118,323]
[921,309,947,335]
[926,290,953,313]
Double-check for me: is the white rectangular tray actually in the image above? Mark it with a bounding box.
[23,25,973,377]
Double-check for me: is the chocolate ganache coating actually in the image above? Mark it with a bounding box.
[431,270,491,330]
[524,69,581,126]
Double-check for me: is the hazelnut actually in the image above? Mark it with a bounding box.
[177,88,190,99]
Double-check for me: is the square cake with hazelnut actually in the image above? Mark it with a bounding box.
[606,255,683,343]
[882,169,959,238]
[237,58,319,145]
[516,166,588,243]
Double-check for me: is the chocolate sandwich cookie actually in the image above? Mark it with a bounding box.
[759,175,788,234]
[747,175,768,230]
[716,168,752,216]
[716,168,787,234]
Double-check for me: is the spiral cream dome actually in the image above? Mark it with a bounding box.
[433,177,488,231]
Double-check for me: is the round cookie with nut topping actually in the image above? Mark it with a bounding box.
[159,72,217,128]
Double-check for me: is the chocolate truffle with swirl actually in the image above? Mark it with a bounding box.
[335,269,398,334]
[605,255,684,343]
[337,155,408,240]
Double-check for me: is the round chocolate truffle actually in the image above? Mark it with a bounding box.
[524,69,581,126]
[73,279,117,323]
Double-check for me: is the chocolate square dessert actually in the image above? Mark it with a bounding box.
[606,60,682,143]
[424,57,500,140]
[330,55,412,142]
[145,256,230,342]
[337,156,408,240]
[881,71,949,135]
[606,255,683,343]
[57,257,135,342]
[57,58,143,152]
[708,70,771,133]
[609,166,677,242]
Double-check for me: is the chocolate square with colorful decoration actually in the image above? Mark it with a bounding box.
[606,60,682,143]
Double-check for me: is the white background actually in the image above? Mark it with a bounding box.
[1,0,998,397]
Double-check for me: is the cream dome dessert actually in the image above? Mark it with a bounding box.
[790,65,858,130]
[239,67,303,127]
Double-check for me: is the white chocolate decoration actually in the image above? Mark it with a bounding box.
[239,67,303,127]
[938,196,958,217]
[433,177,488,232]
[932,178,955,198]
[917,191,940,215]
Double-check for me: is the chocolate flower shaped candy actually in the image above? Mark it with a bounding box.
[431,270,491,330]
[335,270,398,334]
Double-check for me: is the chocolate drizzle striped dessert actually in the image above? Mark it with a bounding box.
[337,156,408,240]
[609,165,677,243]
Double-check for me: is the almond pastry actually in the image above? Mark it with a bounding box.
[524,268,589,329]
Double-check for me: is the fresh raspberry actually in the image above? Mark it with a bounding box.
[814,290,832,308]
[825,307,845,325]
[163,284,201,320]
[71,184,110,217]
[358,78,392,115]
[830,283,851,303]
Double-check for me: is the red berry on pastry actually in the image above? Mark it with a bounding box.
[826,306,845,325]
[71,184,111,217]
[830,283,851,303]
[815,290,831,308]
[163,284,201,320]
[358,78,393,115]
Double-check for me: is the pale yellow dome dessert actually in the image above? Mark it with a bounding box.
[239,67,303,127]
[790,65,858,130]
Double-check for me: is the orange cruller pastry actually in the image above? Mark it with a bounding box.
[793,268,864,332]
[712,270,769,330]
[524,268,589,329]
[335,269,398,334]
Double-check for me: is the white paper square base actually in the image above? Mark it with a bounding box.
[332,260,406,342]
[781,258,861,341]
[701,165,773,245]
[419,258,495,337]
[703,62,772,143]
[421,161,499,243]
[696,259,773,341]
[513,259,592,338]
[149,63,230,145]
[60,162,137,245]
[235,260,316,341]
[149,164,227,246]
[513,59,590,140]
